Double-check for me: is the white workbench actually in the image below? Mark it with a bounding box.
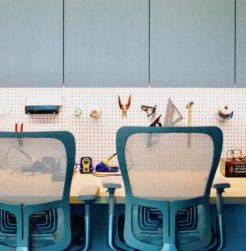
[70,170,246,204]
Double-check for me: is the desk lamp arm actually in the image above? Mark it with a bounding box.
[212,182,231,251]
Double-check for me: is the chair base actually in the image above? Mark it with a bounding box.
[16,247,29,251]
[0,235,55,250]
[161,243,178,251]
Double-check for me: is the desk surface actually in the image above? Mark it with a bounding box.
[0,170,62,204]
[0,169,244,205]
[70,170,246,204]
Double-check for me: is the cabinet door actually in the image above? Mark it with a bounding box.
[150,0,234,87]
[0,0,63,87]
[236,0,246,87]
[65,0,149,87]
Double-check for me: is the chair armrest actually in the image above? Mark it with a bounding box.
[213,176,231,192]
[213,182,231,192]
[102,177,122,190]
[212,180,231,214]
[212,180,230,250]
[77,185,99,202]
[102,177,122,251]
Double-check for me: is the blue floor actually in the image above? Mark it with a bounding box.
[68,204,246,251]
[222,204,246,251]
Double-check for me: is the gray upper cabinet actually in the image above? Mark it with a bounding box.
[236,0,246,87]
[64,0,149,87]
[150,0,235,87]
[0,0,63,87]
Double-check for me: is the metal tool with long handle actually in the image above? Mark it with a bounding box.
[186,101,194,147]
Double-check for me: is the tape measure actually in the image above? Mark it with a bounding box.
[218,105,233,122]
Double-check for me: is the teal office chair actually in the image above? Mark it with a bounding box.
[105,127,229,251]
[0,131,75,251]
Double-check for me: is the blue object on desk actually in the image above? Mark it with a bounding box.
[21,160,43,172]
[80,157,94,174]
[95,153,118,172]
[21,156,59,174]
[95,163,119,172]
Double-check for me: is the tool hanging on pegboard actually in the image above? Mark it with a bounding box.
[90,109,102,119]
[164,98,183,126]
[186,101,194,147]
[148,99,183,147]
[73,107,82,117]
[147,115,162,147]
[141,105,157,118]
[217,105,233,122]
[149,115,162,127]
[15,122,24,147]
[118,95,131,118]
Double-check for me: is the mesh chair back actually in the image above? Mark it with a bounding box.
[0,132,75,251]
[0,137,67,205]
[125,132,213,200]
[117,127,223,251]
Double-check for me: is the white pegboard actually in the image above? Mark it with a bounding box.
[0,88,245,166]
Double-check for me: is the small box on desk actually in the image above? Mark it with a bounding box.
[221,159,246,177]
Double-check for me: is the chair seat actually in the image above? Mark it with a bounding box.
[131,205,208,248]
[177,230,201,245]
[130,229,202,246]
